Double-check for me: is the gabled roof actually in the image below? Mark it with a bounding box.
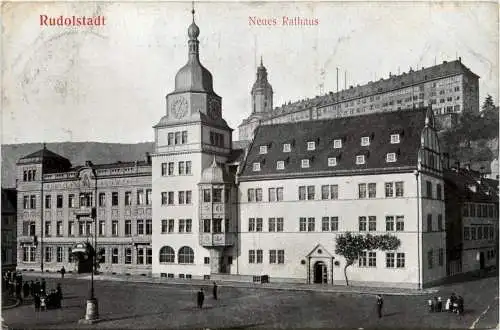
[19,147,70,163]
[240,108,427,180]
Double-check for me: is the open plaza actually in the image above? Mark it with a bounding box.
[2,271,498,329]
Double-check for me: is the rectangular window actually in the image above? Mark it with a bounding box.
[45,195,52,209]
[277,218,284,232]
[168,132,174,145]
[256,188,262,202]
[168,219,175,233]
[249,250,255,263]
[322,217,329,231]
[276,161,285,170]
[307,141,315,150]
[259,145,268,154]
[464,226,470,240]
[161,163,168,176]
[112,192,119,206]
[185,161,192,175]
[175,132,180,145]
[436,184,442,200]
[248,218,255,232]
[256,218,263,232]
[385,182,394,197]
[124,191,132,206]
[168,162,174,175]
[269,250,277,264]
[56,221,63,236]
[283,143,291,152]
[307,217,315,232]
[269,188,276,202]
[181,131,188,144]
[161,220,168,234]
[368,183,376,198]
[178,161,185,175]
[212,189,222,203]
[390,134,400,144]
[333,139,342,148]
[427,214,433,232]
[125,248,132,264]
[396,253,405,268]
[137,249,144,264]
[386,216,394,231]
[361,137,370,146]
[56,246,63,262]
[99,221,105,236]
[68,221,74,236]
[256,250,263,263]
[471,226,476,240]
[168,192,174,205]
[179,219,185,233]
[359,184,367,199]
[137,219,144,235]
[386,153,396,162]
[396,216,404,231]
[112,248,119,264]
[307,186,315,200]
[368,216,377,231]
[276,187,283,201]
[23,196,29,209]
[395,182,404,197]
[327,157,337,167]
[56,195,63,208]
[428,250,433,269]
[178,191,185,204]
[426,181,432,198]
[368,252,377,267]
[44,221,51,237]
[359,216,367,231]
[301,159,310,168]
[146,248,152,264]
[299,186,306,200]
[112,221,118,236]
[137,190,144,205]
[356,155,365,165]
[253,163,261,172]
[437,214,443,231]
[386,252,395,268]
[45,247,52,262]
[268,218,276,232]
[203,219,210,233]
[359,251,367,267]
[99,193,106,207]
[299,217,307,232]
[124,220,132,236]
[185,219,192,233]
[438,248,444,266]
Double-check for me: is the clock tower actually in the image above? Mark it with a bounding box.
[151,8,234,280]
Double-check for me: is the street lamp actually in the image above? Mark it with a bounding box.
[76,168,99,324]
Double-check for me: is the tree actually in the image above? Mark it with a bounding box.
[335,232,401,286]
[482,94,495,112]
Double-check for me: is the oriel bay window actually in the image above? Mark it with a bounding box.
[203,219,211,233]
[213,189,222,203]
[203,189,211,202]
[213,218,222,233]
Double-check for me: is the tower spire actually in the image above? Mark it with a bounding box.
[191,1,195,22]
[260,56,263,67]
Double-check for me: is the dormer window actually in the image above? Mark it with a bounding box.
[361,137,370,146]
[333,139,342,149]
[356,155,366,165]
[307,141,316,151]
[259,145,268,154]
[252,162,261,172]
[276,161,285,170]
[301,159,310,168]
[390,134,400,144]
[386,153,396,163]
[328,157,337,167]
[283,143,291,152]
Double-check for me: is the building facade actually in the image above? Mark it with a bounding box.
[2,188,17,272]
[16,147,152,275]
[238,58,480,141]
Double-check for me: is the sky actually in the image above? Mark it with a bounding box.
[2,1,498,144]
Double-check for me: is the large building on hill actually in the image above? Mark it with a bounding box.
[13,11,496,289]
[16,147,152,275]
[238,58,480,141]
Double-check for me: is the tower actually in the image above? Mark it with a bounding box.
[251,57,273,114]
[151,8,235,279]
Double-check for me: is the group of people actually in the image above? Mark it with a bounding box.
[196,282,218,309]
[33,283,63,311]
[428,293,464,315]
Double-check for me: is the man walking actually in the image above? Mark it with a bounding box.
[376,294,384,318]
[213,282,218,300]
[197,288,205,309]
[60,266,66,279]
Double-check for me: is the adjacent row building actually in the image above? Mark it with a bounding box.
[13,11,497,289]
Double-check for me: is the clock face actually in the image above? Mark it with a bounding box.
[208,97,221,119]
[171,97,188,119]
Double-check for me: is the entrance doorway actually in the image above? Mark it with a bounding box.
[313,261,328,284]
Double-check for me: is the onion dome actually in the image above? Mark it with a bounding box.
[174,9,214,93]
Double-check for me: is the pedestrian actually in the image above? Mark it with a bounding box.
[376,294,384,318]
[197,288,205,309]
[60,266,66,279]
[15,281,22,302]
[23,281,30,298]
[213,282,218,300]
[437,297,443,312]
[40,294,47,311]
[41,278,46,294]
[457,296,464,315]
[433,297,439,312]
[428,298,434,312]
[29,281,34,297]
[34,294,40,312]
[445,297,451,312]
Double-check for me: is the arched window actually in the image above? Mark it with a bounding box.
[178,246,194,264]
[159,246,175,264]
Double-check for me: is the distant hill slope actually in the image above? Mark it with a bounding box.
[1,142,154,188]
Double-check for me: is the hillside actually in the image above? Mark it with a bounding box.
[1,142,154,188]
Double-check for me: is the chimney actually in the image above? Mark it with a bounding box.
[145,152,151,164]
[458,56,461,63]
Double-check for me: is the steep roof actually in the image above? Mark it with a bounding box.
[444,169,499,203]
[240,108,427,180]
[19,147,70,163]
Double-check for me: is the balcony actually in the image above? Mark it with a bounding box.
[199,233,236,247]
